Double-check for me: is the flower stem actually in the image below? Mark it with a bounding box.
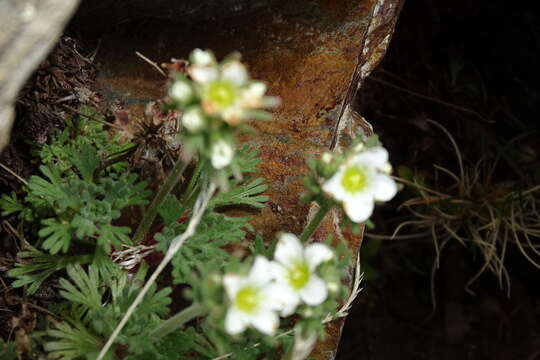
[133,156,191,245]
[299,200,333,243]
[151,303,208,338]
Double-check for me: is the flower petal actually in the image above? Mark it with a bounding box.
[246,82,266,98]
[249,309,279,335]
[222,106,245,126]
[274,233,303,266]
[262,282,299,316]
[223,274,244,300]
[211,140,234,169]
[343,195,374,223]
[299,275,328,306]
[221,61,248,86]
[352,146,389,168]
[225,308,248,335]
[182,107,205,132]
[322,169,347,201]
[270,261,287,280]
[305,243,333,270]
[249,256,272,285]
[189,66,219,83]
[190,48,215,66]
[169,80,192,103]
[371,173,397,201]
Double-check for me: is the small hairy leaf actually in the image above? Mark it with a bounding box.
[8,247,92,295]
[209,177,268,209]
[70,143,100,181]
[39,219,73,254]
[0,191,24,216]
[155,212,251,284]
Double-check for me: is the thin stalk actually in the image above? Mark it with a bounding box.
[299,201,333,243]
[97,182,216,360]
[183,158,205,203]
[132,156,191,245]
[151,303,207,338]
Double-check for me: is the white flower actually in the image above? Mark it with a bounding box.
[190,48,215,66]
[189,66,219,84]
[221,61,248,86]
[270,233,333,316]
[169,80,192,103]
[321,152,333,164]
[224,256,283,335]
[211,139,234,169]
[322,146,397,223]
[221,105,245,126]
[240,81,267,108]
[181,107,205,132]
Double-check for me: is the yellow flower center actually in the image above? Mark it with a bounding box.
[235,286,259,313]
[206,81,238,109]
[341,165,368,194]
[287,261,310,290]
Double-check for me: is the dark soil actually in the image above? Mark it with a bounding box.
[0,35,100,344]
[337,1,540,359]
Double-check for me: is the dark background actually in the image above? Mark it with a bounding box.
[337,1,540,359]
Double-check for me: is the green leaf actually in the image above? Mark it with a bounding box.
[8,247,92,295]
[72,215,99,239]
[71,143,100,182]
[59,265,103,314]
[27,166,66,204]
[231,145,262,175]
[98,225,131,253]
[209,177,268,209]
[0,338,16,360]
[45,320,106,360]
[39,219,73,254]
[158,195,185,226]
[0,191,24,216]
[155,212,251,284]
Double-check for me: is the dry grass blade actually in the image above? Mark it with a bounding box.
[390,122,540,300]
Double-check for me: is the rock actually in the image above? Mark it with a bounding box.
[0,0,80,153]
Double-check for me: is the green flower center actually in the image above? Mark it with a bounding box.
[235,286,259,313]
[287,261,311,290]
[341,165,368,194]
[206,81,238,109]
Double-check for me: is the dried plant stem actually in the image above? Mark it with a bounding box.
[135,51,167,78]
[0,162,28,185]
[97,182,216,360]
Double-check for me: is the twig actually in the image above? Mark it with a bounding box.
[425,119,465,182]
[323,253,363,323]
[0,162,28,185]
[97,182,216,360]
[136,51,167,78]
[369,76,493,124]
[365,230,432,241]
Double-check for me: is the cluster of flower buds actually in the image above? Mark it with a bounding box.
[223,233,334,335]
[168,49,279,170]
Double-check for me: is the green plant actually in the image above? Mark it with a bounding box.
[1,49,397,360]
[1,107,149,294]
